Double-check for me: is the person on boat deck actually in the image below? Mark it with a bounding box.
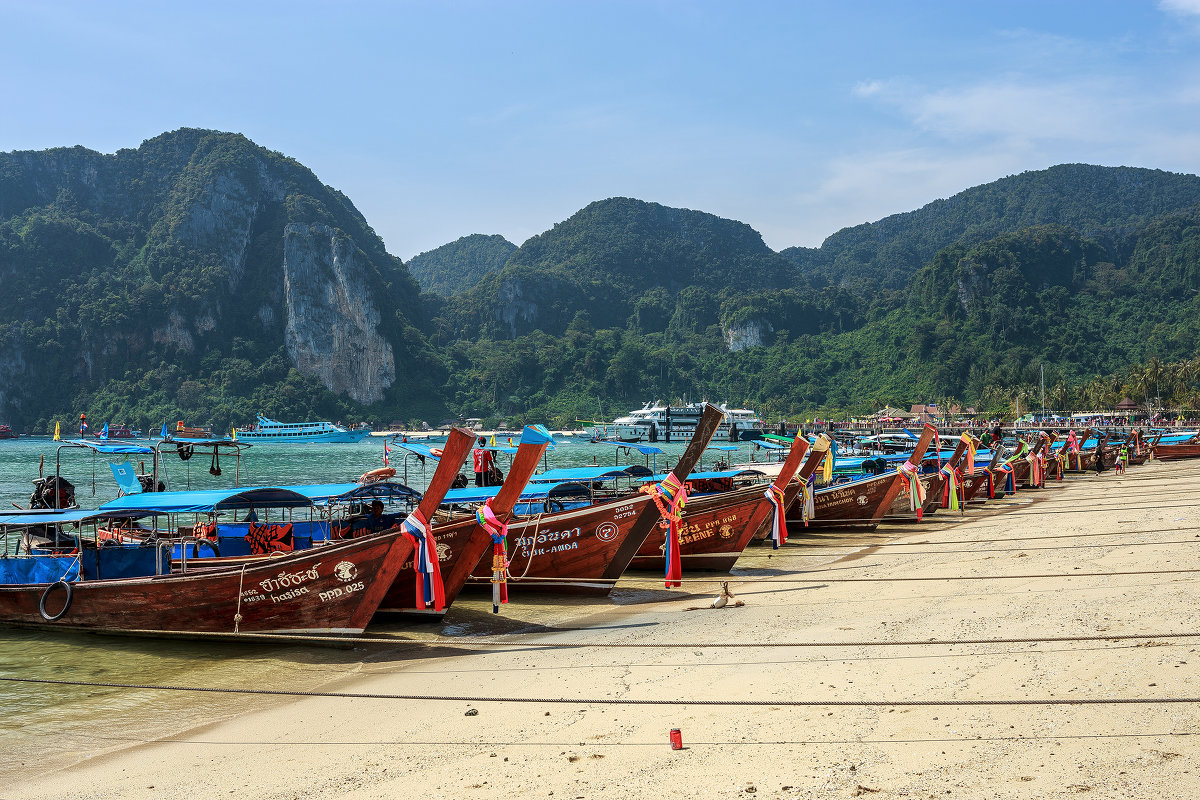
[991,422,1003,444]
[366,500,389,532]
[473,437,494,487]
[244,505,258,523]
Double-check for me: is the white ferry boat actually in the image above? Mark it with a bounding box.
[605,402,767,442]
[234,415,372,443]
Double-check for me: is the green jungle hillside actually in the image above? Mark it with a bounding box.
[3,129,1200,433]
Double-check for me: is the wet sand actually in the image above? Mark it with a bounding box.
[9,460,1200,799]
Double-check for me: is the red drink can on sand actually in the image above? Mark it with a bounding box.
[669,729,682,750]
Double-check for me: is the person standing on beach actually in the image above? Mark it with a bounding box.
[473,437,494,487]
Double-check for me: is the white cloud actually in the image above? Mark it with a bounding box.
[1161,0,1200,17]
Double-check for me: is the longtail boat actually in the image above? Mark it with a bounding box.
[378,425,554,617]
[0,506,412,637]
[1016,433,1050,489]
[629,431,809,571]
[1150,432,1200,460]
[963,437,1006,502]
[458,404,725,596]
[796,424,937,529]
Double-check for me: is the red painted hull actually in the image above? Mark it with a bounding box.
[782,472,904,531]
[633,483,772,572]
[465,494,656,594]
[0,532,414,636]
[1152,443,1200,460]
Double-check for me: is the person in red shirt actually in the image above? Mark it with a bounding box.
[472,437,494,487]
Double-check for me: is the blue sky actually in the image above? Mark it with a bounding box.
[4,1,1200,259]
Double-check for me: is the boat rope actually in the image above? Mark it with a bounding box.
[22,629,1200,649]
[4,675,1200,708]
[744,537,1200,558]
[770,525,1200,548]
[508,512,545,581]
[234,565,247,633]
[477,567,1200,585]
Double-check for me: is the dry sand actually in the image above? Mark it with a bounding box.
[9,460,1200,799]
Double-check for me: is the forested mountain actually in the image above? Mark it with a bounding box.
[0,128,444,431]
[780,164,1200,290]
[3,129,1200,433]
[407,233,516,296]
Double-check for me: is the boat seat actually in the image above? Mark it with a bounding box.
[109,463,143,497]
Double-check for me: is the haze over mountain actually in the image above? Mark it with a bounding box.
[3,128,1200,431]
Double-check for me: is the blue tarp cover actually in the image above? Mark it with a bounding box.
[614,443,666,455]
[707,445,740,451]
[754,440,787,450]
[284,482,419,505]
[0,555,82,585]
[529,467,631,483]
[60,438,155,455]
[395,443,442,460]
[100,487,312,514]
[1,509,153,527]
[637,469,766,483]
[440,481,592,505]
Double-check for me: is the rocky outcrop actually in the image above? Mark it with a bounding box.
[723,318,773,351]
[282,223,395,404]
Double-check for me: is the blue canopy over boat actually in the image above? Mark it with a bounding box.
[637,468,766,483]
[613,442,665,455]
[394,442,443,460]
[100,487,313,514]
[58,438,155,455]
[284,482,420,505]
[529,466,632,483]
[754,440,787,450]
[0,508,155,527]
[440,481,592,505]
[707,445,740,452]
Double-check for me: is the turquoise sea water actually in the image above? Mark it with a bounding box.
[0,433,761,782]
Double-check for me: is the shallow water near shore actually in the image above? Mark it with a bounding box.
[0,433,775,783]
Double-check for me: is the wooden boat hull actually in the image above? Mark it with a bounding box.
[885,472,943,520]
[378,513,483,617]
[632,483,771,572]
[464,494,656,595]
[782,472,903,531]
[1152,443,1200,460]
[0,533,412,636]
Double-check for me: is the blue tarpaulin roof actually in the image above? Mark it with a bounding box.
[754,440,787,450]
[59,438,155,455]
[284,482,420,505]
[1,508,154,527]
[614,443,665,455]
[707,445,740,451]
[394,442,442,460]
[100,487,313,514]
[529,467,632,483]
[440,481,590,505]
[637,469,765,483]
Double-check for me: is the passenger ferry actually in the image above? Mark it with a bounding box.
[234,415,372,443]
[606,402,767,442]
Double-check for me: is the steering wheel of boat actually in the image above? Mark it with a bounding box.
[38,580,73,621]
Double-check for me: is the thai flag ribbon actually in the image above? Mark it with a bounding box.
[940,464,961,511]
[476,500,509,611]
[897,460,925,520]
[764,484,787,548]
[640,471,687,587]
[400,509,445,612]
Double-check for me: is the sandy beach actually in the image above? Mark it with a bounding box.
[9,459,1200,799]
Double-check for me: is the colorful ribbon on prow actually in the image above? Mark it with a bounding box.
[764,484,787,548]
[400,509,445,612]
[640,471,687,587]
[960,433,975,476]
[476,500,509,613]
[939,462,961,511]
[897,460,926,520]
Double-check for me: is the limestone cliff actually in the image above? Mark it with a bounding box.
[0,128,431,428]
